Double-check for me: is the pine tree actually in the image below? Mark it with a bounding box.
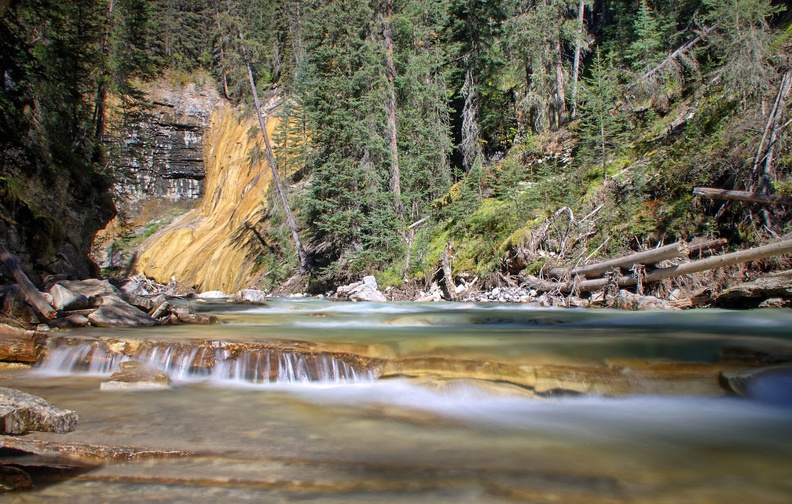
[626,0,664,71]
[576,51,627,181]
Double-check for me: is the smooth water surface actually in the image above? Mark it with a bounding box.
[4,300,792,503]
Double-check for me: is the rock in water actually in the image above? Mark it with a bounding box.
[101,361,170,391]
[0,466,33,492]
[234,289,268,304]
[87,296,158,328]
[0,387,78,434]
[345,276,387,302]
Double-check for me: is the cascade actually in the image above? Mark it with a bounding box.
[36,339,377,385]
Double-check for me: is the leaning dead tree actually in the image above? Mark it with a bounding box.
[528,238,792,294]
[238,31,310,273]
[0,243,57,320]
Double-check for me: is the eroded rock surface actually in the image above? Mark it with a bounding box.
[0,387,78,435]
[87,296,158,328]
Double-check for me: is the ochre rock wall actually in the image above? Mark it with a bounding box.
[134,105,275,292]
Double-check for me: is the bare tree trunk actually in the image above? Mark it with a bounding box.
[554,38,566,128]
[0,243,57,320]
[570,0,586,119]
[694,187,792,205]
[461,68,482,171]
[93,0,115,144]
[381,0,403,218]
[529,239,792,293]
[239,32,310,272]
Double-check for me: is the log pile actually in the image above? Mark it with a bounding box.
[526,238,792,297]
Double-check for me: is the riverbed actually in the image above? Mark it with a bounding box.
[3,299,792,502]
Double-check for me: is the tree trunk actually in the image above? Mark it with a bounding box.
[381,0,403,218]
[693,187,792,206]
[0,243,57,320]
[554,38,566,128]
[570,0,586,119]
[93,0,115,144]
[239,32,310,272]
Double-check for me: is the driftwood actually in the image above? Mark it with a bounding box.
[549,238,727,279]
[440,243,456,301]
[693,187,792,206]
[529,239,792,294]
[0,243,56,320]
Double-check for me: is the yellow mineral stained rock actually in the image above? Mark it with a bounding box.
[135,104,279,292]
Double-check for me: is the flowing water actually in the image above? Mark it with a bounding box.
[3,299,792,502]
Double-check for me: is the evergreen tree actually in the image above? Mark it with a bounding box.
[576,51,627,180]
[626,0,664,71]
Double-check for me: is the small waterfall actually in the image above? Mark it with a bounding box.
[36,339,378,385]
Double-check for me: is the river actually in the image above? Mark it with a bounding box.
[3,299,792,502]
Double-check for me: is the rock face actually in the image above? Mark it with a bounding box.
[111,79,221,207]
[0,387,78,435]
[0,328,39,363]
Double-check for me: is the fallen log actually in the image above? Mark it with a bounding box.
[0,243,56,320]
[549,238,727,279]
[693,187,792,206]
[530,239,792,294]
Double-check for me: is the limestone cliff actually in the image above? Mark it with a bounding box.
[133,104,275,292]
[111,78,222,211]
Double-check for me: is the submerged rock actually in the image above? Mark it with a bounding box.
[87,296,158,328]
[0,387,78,435]
[101,360,170,391]
[720,364,792,405]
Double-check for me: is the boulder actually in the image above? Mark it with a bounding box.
[100,360,170,391]
[55,279,119,298]
[716,271,792,308]
[609,290,678,311]
[48,284,95,311]
[48,314,91,329]
[346,276,387,303]
[171,306,219,325]
[0,387,78,434]
[234,289,268,304]
[87,296,158,328]
[119,292,154,312]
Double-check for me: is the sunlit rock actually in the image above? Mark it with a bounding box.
[234,289,268,304]
[0,387,78,434]
[48,284,94,311]
[87,296,158,328]
[55,279,119,298]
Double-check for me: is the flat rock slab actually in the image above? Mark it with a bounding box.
[0,436,191,462]
[716,271,792,308]
[88,296,158,328]
[0,387,78,434]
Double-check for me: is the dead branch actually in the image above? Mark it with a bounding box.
[693,187,792,206]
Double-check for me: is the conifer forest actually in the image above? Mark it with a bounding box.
[2,0,791,293]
